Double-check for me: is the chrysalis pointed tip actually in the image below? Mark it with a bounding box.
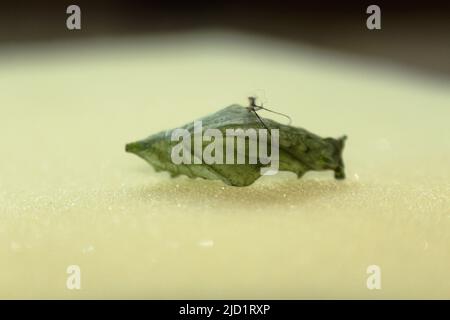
[125,142,140,154]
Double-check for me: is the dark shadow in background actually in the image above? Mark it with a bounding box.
[1,0,449,79]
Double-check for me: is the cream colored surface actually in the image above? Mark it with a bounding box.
[0,32,449,299]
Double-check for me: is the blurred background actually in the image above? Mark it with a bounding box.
[1,0,450,78]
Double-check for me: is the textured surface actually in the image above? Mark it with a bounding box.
[0,32,450,299]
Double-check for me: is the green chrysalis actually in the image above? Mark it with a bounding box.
[126,104,347,187]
